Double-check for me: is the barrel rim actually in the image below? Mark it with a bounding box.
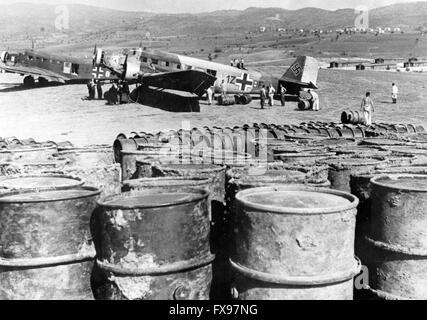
[370,174,427,193]
[0,174,84,190]
[122,176,213,189]
[151,163,226,174]
[0,186,101,203]
[276,152,336,159]
[98,188,209,209]
[235,185,359,215]
[230,257,361,286]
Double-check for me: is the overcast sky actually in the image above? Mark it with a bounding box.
[0,0,421,13]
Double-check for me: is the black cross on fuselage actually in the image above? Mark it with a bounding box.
[236,73,253,91]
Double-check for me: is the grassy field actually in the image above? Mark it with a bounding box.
[1,67,426,147]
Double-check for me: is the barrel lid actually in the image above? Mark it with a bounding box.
[371,174,427,192]
[236,185,359,215]
[236,186,358,214]
[0,187,100,203]
[99,189,208,209]
[0,175,83,191]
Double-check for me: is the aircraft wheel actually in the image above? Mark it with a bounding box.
[38,77,49,86]
[23,76,35,87]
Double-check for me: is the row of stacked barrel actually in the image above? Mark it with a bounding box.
[107,123,427,300]
[0,138,122,299]
[1,124,427,300]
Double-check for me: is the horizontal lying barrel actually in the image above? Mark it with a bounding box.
[341,111,365,125]
[218,95,236,106]
[93,189,213,300]
[231,186,360,300]
[366,174,427,300]
[0,187,100,300]
[298,100,311,110]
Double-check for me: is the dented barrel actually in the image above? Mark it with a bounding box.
[231,186,360,300]
[93,189,214,300]
[319,157,387,193]
[0,187,100,300]
[366,174,427,300]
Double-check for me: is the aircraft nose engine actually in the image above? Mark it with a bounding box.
[93,48,105,67]
[0,51,8,63]
[123,60,141,81]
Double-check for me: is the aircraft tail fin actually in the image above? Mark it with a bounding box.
[280,56,319,89]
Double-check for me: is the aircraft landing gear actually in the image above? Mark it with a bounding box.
[23,75,35,87]
[38,77,49,86]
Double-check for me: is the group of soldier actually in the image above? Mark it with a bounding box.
[87,79,131,105]
[230,58,245,70]
[360,83,399,126]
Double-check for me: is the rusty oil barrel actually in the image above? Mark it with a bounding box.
[93,188,213,300]
[0,186,100,300]
[54,145,121,197]
[3,143,58,162]
[58,145,115,168]
[230,186,360,300]
[120,147,183,181]
[57,164,122,198]
[318,156,387,193]
[122,170,227,300]
[275,151,336,166]
[364,174,427,299]
[0,159,69,176]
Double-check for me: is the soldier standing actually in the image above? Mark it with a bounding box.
[96,81,103,100]
[268,84,276,106]
[207,86,213,105]
[391,83,399,104]
[361,92,374,125]
[279,83,287,106]
[260,85,267,109]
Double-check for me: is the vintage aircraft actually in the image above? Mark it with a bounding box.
[0,49,121,87]
[93,46,319,103]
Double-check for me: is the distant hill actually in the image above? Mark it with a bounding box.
[2,2,427,48]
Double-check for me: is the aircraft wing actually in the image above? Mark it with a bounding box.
[0,64,69,82]
[142,70,216,97]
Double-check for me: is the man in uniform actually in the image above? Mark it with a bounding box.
[268,84,276,106]
[308,89,320,111]
[206,86,214,105]
[391,83,399,104]
[260,85,267,109]
[361,92,375,125]
[96,81,103,100]
[279,83,287,107]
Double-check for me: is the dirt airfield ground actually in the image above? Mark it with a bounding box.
[1,67,427,147]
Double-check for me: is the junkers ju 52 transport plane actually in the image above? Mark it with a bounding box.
[93,46,319,104]
[0,49,118,86]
